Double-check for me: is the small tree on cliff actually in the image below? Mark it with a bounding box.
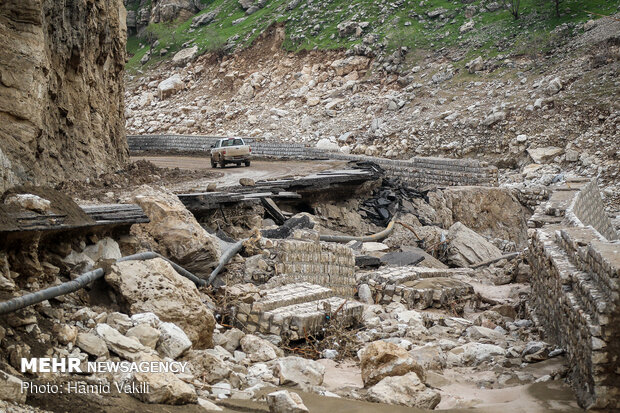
[503,0,521,19]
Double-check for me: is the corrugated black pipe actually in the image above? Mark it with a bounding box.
[206,239,245,286]
[0,252,205,315]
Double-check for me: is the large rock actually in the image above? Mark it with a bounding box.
[449,342,506,365]
[359,340,425,387]
[150,0,200,23]
[82,237,122,262]
[315,138,340,151]
[76,332,109,357]
[183,350,231,383]
[214,328,245,353]
[274,356,325,387]
[0,0,128,193]
[126,324,161,349]
[240,334,283,362]
[191,11,217,28]
[157,321,192,359]
[4,194,50,213]
[105,258,216,348]
[172,45,198,67]
[95,324,153,361]
[440,187,530,246]
[446,222,502,267]
[267,390,309,413]
[367,372,441,409]
[0,370,27,404]
[132,186,221,277]
[527,146,563,164]
[158,74,185,99]
[132,354,197,404]
[330,56,370,76]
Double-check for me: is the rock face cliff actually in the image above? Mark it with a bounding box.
[0,0,128,193]
[125,0,204,36]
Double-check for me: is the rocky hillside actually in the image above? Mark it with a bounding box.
[124,2,620,209]
[0,0,128,193]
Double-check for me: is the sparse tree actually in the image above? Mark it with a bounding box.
[552,0,563,17]
[503,0,521,20]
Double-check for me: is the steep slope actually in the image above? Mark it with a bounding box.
[125,15,620,208]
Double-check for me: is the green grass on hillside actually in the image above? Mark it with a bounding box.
[126,0,620,73]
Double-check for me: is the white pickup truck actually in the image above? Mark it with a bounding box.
[210,138,252,168]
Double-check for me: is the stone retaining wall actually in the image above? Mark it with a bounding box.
[273,239,356,297]
[528,179,619,409]
[358,267,475,310]
[127,134,498,189]
[566,179,618,241]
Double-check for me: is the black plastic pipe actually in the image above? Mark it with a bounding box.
[0,252,204,315]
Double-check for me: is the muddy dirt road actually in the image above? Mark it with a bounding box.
[131,155,347,191]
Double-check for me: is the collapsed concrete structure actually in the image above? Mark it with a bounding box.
[528,178,619,409]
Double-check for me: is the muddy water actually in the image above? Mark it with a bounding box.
[218,380,581,412]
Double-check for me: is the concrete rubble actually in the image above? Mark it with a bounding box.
[0,168,617,412]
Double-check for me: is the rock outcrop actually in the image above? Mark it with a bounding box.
[0,0,128,193]
[132,186,221,278]
[105,258,216,348]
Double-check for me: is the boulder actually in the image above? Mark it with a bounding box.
[482,111,506,126]
[330,56,370,76]
[126,324,161,349]
[315,138,339,151]
[240,334,283,362]
[359,340,425,387]
[150,0,200,23]
[465,325,505,342]
[238,0,254,10]
[441,187,530,246]
[214,328,245,353]
[183,350,231,383]
[239,178,255,186]
[467,56,484,73]
[76,332,109,357]
[107,312,134,334]
[546,77,562,95]
[459,20,475,33]
[274,356,325,387]
[158,74,184,99]
[95,323,153,361]
[132,354,197,404]
[53,324,78,345]
[0,370,27,403]
[527,146,563,164]
[4,194,50,213]
[446,222,502,267]
[172,46,198,67]
[157,322,192,359]
[358,284,374,304]
[450,342,506,365]
[105,258,216,348]
[409,344,446,371]
[191,11,217,28]
[367,372,441,409]
[82,237,122,262]
[132,186,221,278]
[267,390,309,413]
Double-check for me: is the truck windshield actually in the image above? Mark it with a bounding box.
[221,139,244,147]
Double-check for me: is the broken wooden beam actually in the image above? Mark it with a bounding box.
[261,197,286,225]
